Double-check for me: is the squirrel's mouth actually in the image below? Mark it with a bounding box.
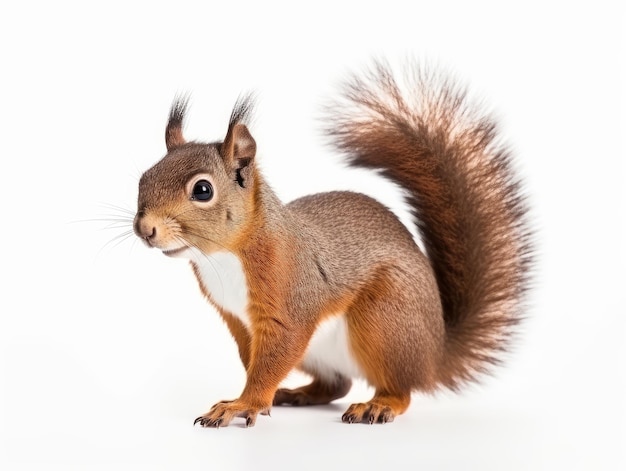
[162,246,189,257]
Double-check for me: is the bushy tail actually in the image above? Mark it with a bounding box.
[326,61,534,390]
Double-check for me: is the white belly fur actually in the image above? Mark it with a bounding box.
[301,314,364,381]
[190,249,363,381]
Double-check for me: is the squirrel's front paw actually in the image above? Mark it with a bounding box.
[194,399,271,428]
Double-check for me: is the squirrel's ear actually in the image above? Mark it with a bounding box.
[221,123,256,162]
[165,97,189,151]
[220,123,256,188]
[221,94,256,163]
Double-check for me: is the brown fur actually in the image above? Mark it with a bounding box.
[133,61,533,427]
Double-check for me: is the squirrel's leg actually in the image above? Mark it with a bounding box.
[195,317,311,428]
[273,374,352,406]
[340,265,441,424]
[219,311,252,368]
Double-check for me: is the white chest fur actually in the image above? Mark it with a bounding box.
[301,314,364,381]
[190,250,251,328]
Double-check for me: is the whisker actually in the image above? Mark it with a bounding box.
[97,202,136,216]
[70,200,135,227]
[75,202,138,257]
[69,217,134,226]
[108,230,136,248]
[95,229,136,259]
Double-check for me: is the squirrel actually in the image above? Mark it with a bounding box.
[133,61,533,427]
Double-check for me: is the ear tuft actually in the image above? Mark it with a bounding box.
[165,95,190,151]
[229,93,255,130]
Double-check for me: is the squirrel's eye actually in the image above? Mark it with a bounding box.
[191,180,213,201]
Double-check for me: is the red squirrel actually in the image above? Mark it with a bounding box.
[133,61,533,427]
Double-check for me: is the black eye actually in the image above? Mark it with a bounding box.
[191,180,213,201]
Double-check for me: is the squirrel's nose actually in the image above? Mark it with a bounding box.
[144,226,157,243]
[134,213,157,246]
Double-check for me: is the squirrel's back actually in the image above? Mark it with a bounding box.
[287,189,437,299]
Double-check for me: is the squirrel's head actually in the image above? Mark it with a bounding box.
[134,96,257,257]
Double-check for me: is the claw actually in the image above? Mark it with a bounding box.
[194,415,223,428]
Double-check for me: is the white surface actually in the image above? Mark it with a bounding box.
[1,1,624,470]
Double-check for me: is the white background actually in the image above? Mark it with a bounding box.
[1,1,624,469]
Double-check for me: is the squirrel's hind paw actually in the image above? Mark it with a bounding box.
[341,393,410,424]
[342,402,395,424]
